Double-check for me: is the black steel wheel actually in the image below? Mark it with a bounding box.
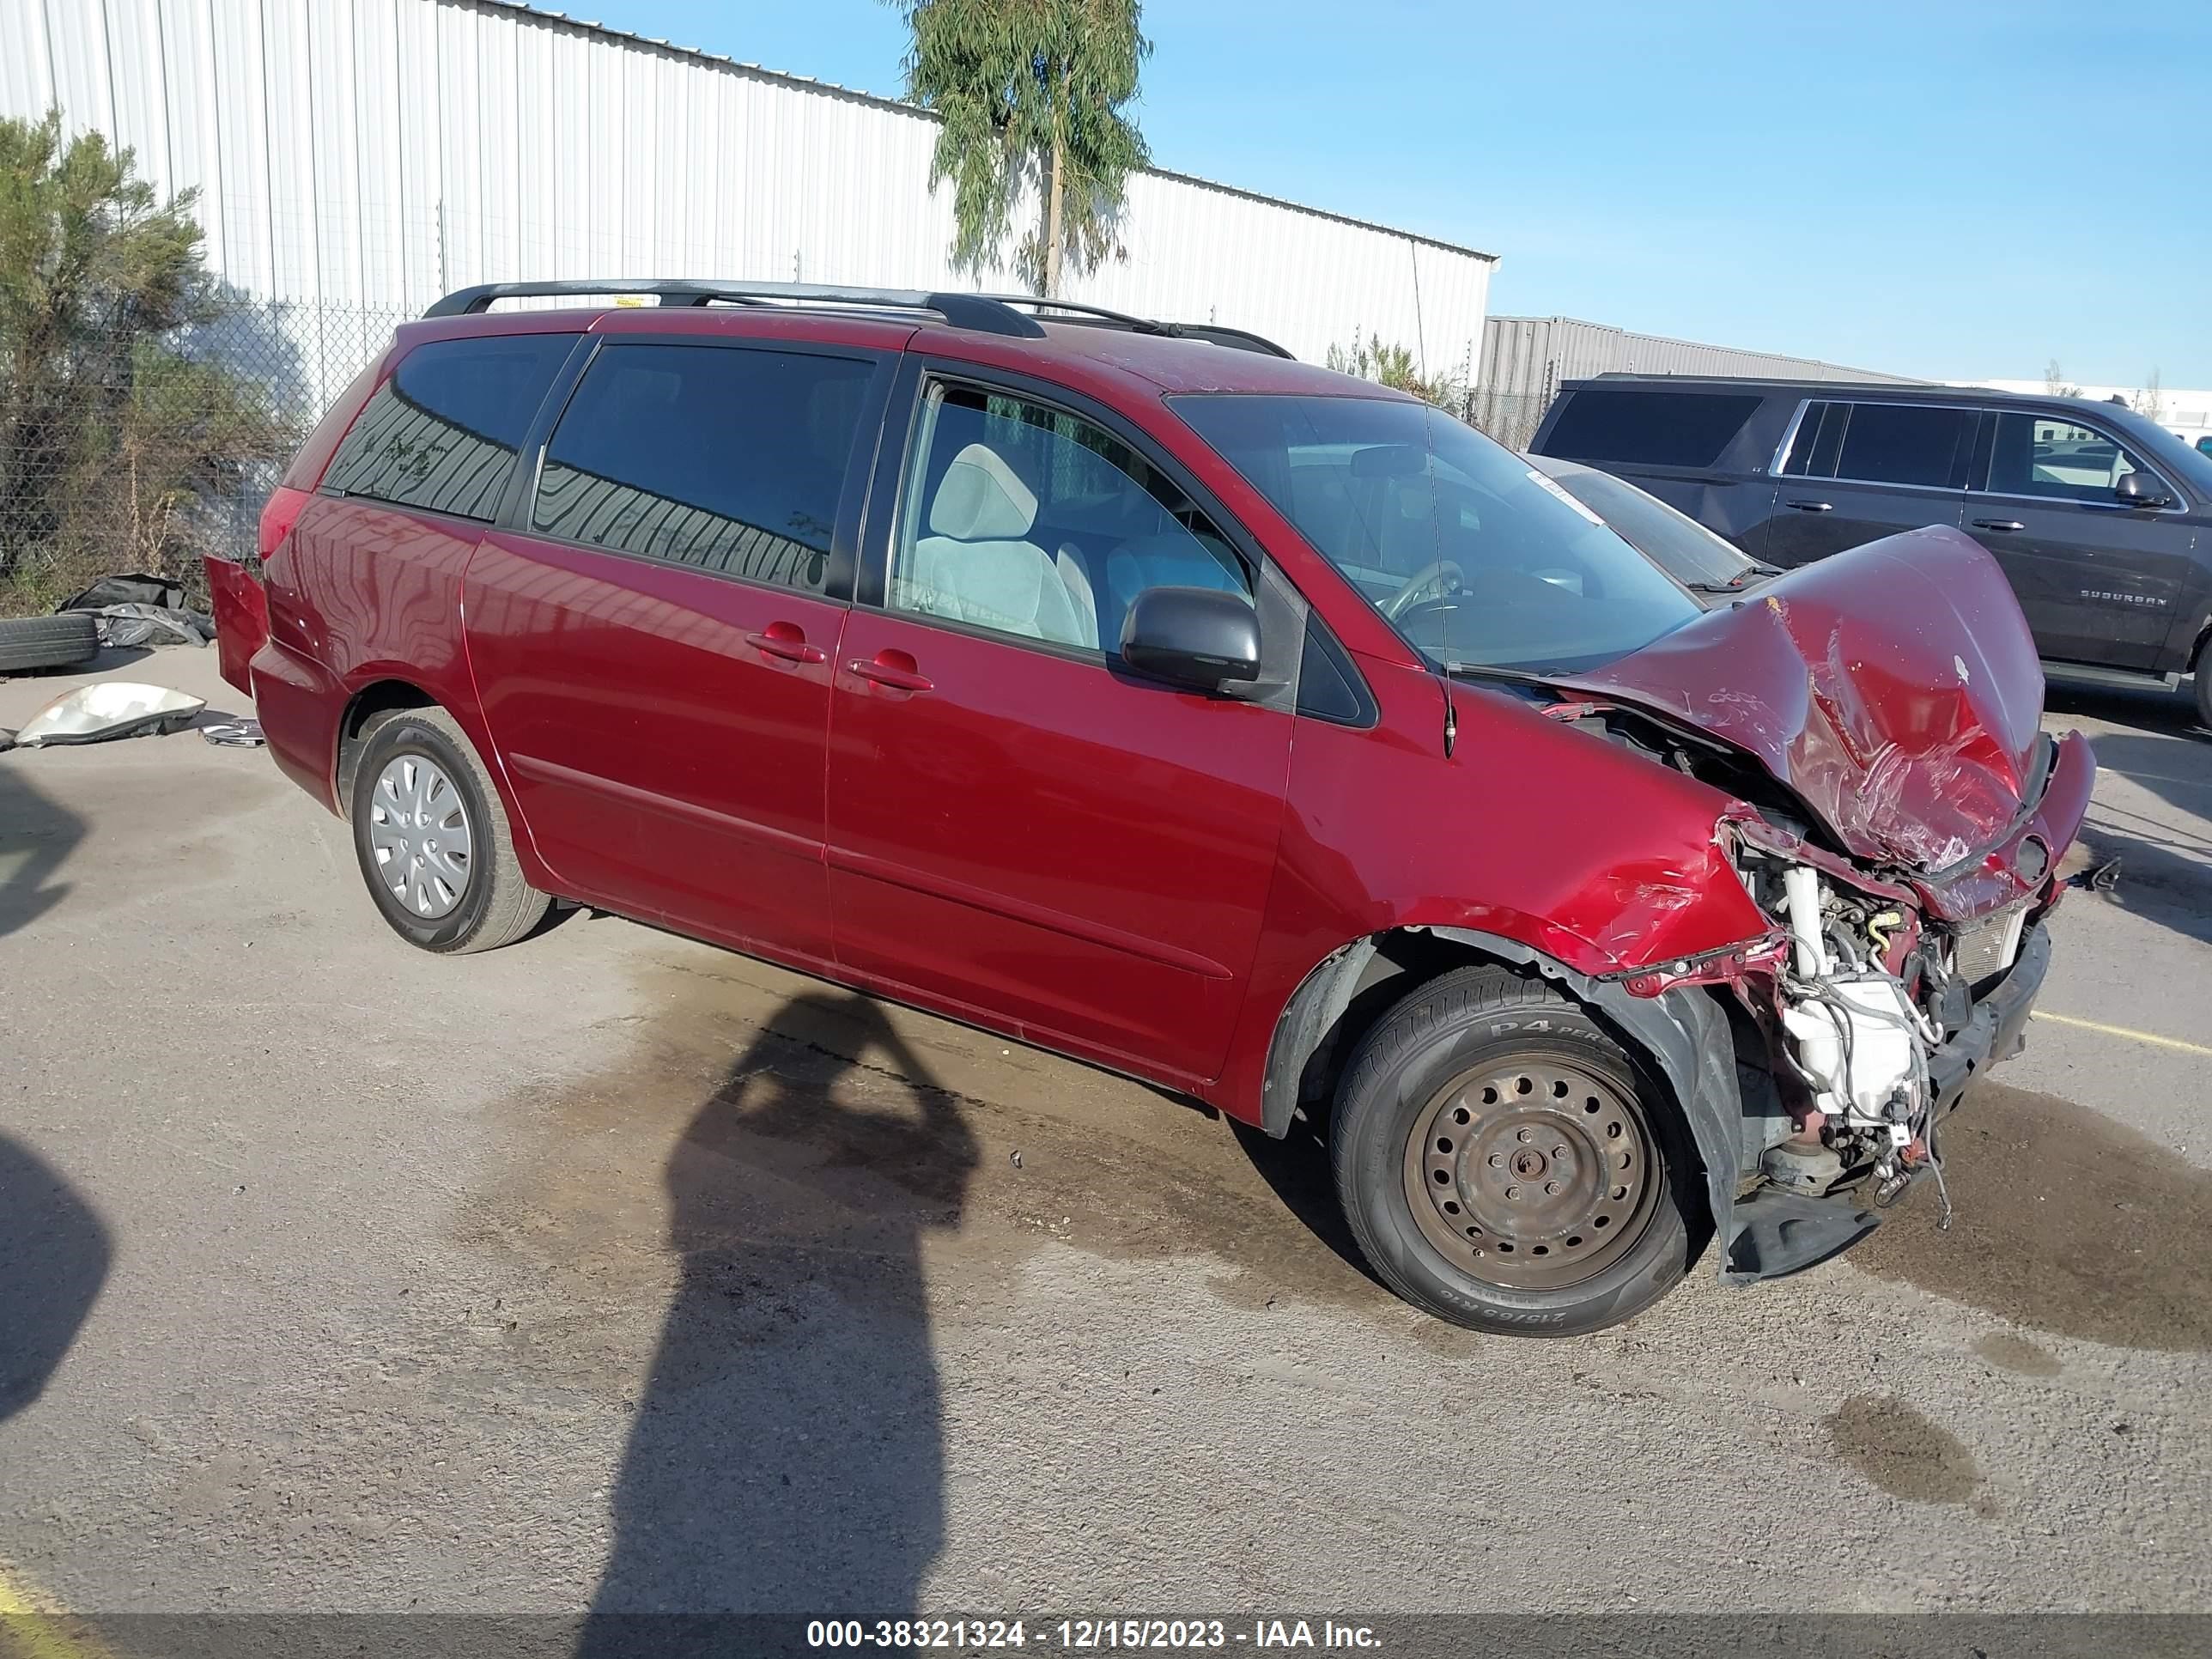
[1334,964,1701,1335]
[1403,1052,1662,1291]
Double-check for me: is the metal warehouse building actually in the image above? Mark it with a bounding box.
[2,0,1498,398]
[1468,314,1916,446]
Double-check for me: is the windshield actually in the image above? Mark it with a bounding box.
[1171,394,1704,674]
[1527,455,1761,589]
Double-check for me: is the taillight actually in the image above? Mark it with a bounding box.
[258,484,313,563]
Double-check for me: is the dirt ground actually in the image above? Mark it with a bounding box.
[2,644,2208,1621]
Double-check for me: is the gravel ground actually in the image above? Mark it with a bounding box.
[1,646,2207,1620]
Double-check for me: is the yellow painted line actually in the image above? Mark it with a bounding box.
[0,1563,109,1659]
[2033,1009,2212,1058]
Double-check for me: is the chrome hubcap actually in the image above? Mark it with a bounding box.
[368,754,473,919]
[1402,1053,1660,1291]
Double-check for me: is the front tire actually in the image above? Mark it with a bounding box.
[1332,965,1700,1336]
[349,708,550,954]
[2193,643,2212,732]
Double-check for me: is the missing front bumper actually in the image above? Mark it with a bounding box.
[1722,921,2052,1284]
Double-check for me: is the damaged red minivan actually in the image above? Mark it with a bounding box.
[207,281,2092,1335]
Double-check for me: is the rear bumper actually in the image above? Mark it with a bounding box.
[203,555,269,696]
[246,635,346,813]
[1723,921,2051,1284]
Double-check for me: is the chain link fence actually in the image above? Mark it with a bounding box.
[0,295,407,617]
[1459,387,1551,454]
[1,294,1560,622]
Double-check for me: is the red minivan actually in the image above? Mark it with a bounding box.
[207,280,2092,1335]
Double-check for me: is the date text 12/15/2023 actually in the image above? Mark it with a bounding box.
[805,1620,1382,1649]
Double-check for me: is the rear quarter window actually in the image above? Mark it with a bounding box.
[1540,388,1763,469]
[322,334,575,520]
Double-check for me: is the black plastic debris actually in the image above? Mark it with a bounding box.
[54,573,215,650]
[2069,859,2123,892]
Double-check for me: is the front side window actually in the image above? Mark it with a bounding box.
[531,343,874,592]
[890,382,1251,654]
[1984,413,2154,502]
[1174,393,1702,675]
[323,333,574,520]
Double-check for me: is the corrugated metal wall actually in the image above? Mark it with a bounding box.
[1480,315,1919,404]
[3,0,1494,382]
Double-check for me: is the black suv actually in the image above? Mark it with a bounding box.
[1529,375,2212,724]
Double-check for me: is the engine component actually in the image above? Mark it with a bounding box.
[1764,860,1939,1139]
[1759,1134,1844,1195]
[1781,974,1923,1123]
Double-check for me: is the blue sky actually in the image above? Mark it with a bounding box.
[574,1,2211,386]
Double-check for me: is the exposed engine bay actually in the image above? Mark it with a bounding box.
[1737,853,2000,1224]
[1541,691,2059,1231]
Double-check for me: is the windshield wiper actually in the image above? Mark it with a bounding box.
[1685,565,1777,594]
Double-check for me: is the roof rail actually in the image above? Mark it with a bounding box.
[977,294,1297,358]
[1170,323,1297,359]
[422,280,1048,338]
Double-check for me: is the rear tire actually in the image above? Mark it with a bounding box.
[2193,644,2212,732]
[0,613,99,673]
[1331,965,1699,1336]
[349,708,550,954]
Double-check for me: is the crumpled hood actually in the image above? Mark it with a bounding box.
[1560,526,2047,872]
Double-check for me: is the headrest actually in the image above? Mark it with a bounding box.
[928,443,1037,541]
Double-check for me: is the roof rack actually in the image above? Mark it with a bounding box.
[422,280,1048,338]
[423,280,1297,358]
[976,294,1296,358]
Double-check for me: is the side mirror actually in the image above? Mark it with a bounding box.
[1120,586,1261,690]
[2114,470,2174,509]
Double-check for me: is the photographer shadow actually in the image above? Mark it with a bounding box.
[0,1133,111,1423]
[580,989,980,1645]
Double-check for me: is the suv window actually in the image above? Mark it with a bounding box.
[1784,401,1975,488]
[322,334,574,520]
[1984,413,2155,502]
[532,343,874,592]
[890,381,1251,655]
[1835,404,1975,487]
[1540,389,1762,469]
[1787,402,1982,486]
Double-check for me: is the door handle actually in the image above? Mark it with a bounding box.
[1972,519,2026,532]
[746,623,827,665]
[847,650,933,693]
[1785,500,1833,513]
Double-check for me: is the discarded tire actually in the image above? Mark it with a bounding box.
[0,612,100,673]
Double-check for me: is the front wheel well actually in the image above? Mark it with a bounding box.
[1263,925,1747,1274]
[1261,928,1532,1139]
[335,679,439,810]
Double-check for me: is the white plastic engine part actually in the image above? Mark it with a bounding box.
[1781,863,1827,977]
[1781,975,1920,1123]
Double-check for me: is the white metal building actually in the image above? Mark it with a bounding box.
[1481,315,1917,394]
[2,0,1498,390]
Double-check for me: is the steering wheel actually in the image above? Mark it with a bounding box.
[1382,559,1463,620]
